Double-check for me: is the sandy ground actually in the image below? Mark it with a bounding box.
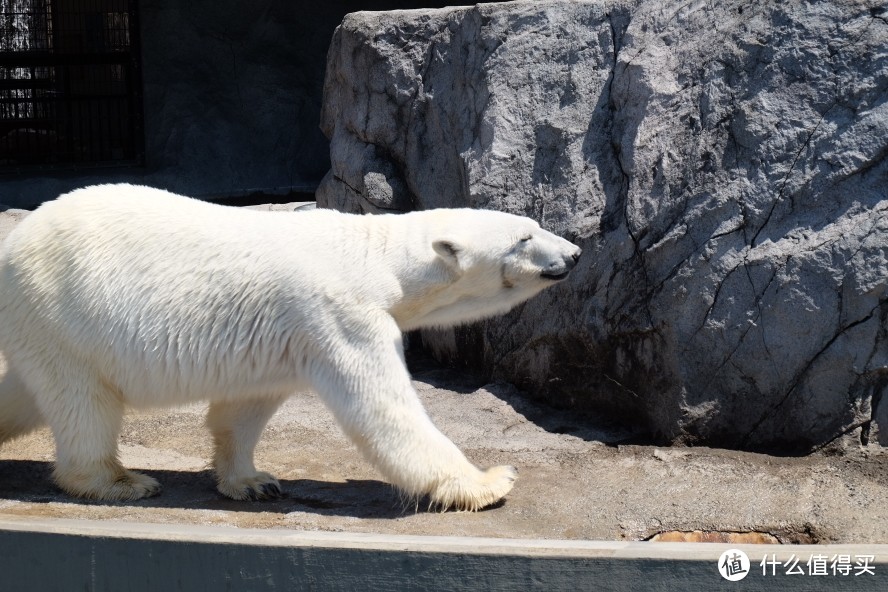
[2,204,888,545]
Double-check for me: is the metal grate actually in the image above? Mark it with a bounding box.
[0,0,142,171]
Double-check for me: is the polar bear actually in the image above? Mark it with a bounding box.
[0,184,581,510]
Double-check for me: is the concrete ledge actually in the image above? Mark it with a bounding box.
[1,516,887,591]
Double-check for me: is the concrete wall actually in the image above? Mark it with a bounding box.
[0,1,459,209]
[3,517,887,591]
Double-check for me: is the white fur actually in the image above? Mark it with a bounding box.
[0,184,580,510]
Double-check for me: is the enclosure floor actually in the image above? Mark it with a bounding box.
[2,359,887,545]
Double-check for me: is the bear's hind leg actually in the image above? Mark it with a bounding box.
[0,357,45,445]
[207,396,287,500]
[26,361,160,501]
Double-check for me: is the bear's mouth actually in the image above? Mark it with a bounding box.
[541,270,570,281]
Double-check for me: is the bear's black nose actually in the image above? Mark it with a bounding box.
[563,251,580,271]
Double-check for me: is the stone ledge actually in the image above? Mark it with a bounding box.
[3,515,888,591]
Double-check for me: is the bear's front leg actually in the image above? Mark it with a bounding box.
[207,396,287,500]
[309,311,517,511]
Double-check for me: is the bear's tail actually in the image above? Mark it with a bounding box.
[0,352,45,446]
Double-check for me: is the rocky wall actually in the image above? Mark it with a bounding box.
[318,0,888,452]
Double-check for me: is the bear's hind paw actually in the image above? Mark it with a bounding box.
[55,467,162,501]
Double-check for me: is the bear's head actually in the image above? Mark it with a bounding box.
[396,209,582,330]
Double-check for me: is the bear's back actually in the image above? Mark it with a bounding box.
[0,185,362,403]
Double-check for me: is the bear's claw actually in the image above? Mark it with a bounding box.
[257,481,283,499]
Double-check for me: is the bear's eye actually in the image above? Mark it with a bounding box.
[519,235,532,243]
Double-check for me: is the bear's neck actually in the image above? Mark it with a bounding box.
[363,213,462,332]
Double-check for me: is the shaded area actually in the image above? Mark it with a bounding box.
[0,0,494,208]
[0,460,405,518]
[407,348,647,446]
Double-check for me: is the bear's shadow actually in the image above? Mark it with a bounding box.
[0,460,422,519]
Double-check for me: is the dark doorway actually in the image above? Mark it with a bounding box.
[0,0,143,171]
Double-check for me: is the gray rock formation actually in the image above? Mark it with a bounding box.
[318,0,888,452]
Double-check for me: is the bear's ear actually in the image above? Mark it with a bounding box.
[432,239,462,269]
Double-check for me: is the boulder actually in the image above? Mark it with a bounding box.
[317,0,888,452]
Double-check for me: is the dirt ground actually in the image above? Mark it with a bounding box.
[2,205,888,545]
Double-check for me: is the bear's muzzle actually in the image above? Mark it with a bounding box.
[540,247,581,281]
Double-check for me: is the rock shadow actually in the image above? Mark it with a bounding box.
[408,351,648,446]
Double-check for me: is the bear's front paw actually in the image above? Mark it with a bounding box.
[216,471,283,501]
[429,464,517,512]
